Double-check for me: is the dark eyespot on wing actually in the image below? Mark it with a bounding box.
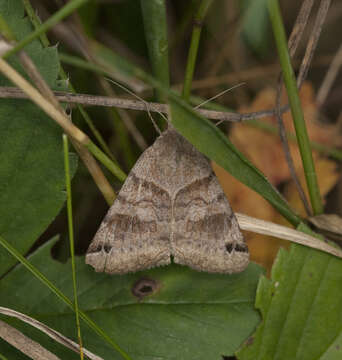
[235,243,248,253]
[103,244,112,253]
[225,243,234,253]
[225,243,248,253]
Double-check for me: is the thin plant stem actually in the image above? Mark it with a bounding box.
[0,353,8,360]
[274,0,315,217]
[87,141,126,181]
[78,104,117,162]
[0,235,132,360]
[182,0,214,101]
[1,85,341,160]
[0,85,291,122]
[63,135,84,360]
[2,0,89,59]
[317,41,342,107]
[268,0,323,215]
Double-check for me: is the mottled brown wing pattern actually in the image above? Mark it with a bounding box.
[171,173,249,273]
[86,129,249,275]
[86,172,171,274]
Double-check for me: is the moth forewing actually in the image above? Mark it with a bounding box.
[86,129,249,274]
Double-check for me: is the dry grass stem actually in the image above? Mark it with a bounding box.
[0,307,104,360]
[316,42,342,107]
[0,319,61,360]
[0,57,88,144]
[297,0,332,87]
[0,86,291,123]
[236,213,342,259]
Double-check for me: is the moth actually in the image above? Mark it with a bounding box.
[86,128,249,274]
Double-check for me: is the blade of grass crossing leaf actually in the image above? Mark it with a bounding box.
[182,0,214,101]
[2,0,89,59]
[0,235,131,360]
[63,135,84,360]
[0,353,8,360]
[267,0,323,215]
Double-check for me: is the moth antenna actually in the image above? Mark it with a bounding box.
[194,82,246,110]
[105,77,164,135]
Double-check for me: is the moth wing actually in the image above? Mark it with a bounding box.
[86,171,172,274]
[171,173,249,273]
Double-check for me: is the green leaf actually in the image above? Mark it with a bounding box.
[0,239,264,359]
[169,100,301,226]
[237,235,342,360]
[0,1,77,276]
[241,0,270,56]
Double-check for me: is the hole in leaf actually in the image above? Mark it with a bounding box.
[140,285,153,293]
[132,278,159,299]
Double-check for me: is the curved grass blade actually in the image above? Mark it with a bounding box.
[63,135,84,359]
[267,0,322,215]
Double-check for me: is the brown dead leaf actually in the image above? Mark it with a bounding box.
[231,82,341,185]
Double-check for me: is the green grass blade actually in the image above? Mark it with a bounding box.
[267,0,323,215]
[0,235,131,360]
[63,135,84,360]
[86,141,127,181]
[140,0,170,101]
[2,0,89,59]
[182,0,214,101]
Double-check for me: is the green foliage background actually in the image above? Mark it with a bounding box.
[0,0,341,359]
